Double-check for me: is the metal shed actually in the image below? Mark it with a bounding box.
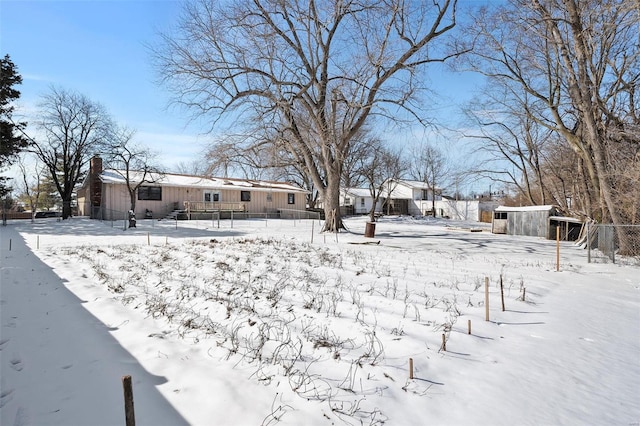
[492,205,558,238]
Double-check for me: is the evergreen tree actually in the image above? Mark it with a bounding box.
[0,54,30,197]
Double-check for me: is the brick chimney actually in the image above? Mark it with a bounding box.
[89,156,103,215]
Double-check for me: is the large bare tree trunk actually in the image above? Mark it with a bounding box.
[541,0,633,252]
[155,0,461,234]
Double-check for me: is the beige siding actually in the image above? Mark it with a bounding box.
[76,186,89,216]
[100,183,307,219]
[220,189,306,213]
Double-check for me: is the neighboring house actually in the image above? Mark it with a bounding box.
[77,156,308,220]
[491,205,583,240]
[333,182,498,222]
[380,179,441,216]
[340,188,381,216]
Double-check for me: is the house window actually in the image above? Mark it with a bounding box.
[287,193,295,204]
[241,191,251,202]
[494,211,507,220]
[138,186,162,201]
[421,189,429,200]
[360,197,365,207]
[204,192,220,202]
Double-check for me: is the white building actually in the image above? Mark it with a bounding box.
[337,180,497,222]
[340,187,380,215]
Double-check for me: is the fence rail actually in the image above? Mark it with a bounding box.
[586,223,640,265]
[184,201,247,212]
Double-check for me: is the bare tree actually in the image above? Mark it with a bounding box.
[154,0,462,232]
[458,0,639,232]
[174,159,208,176]
[462,85,552,206]
[16,155,43,222]
[409,142,449,215]
[102,126,163,213]
[205,137,277,180]
[31,87,112,219]
[341,132,376,190]
[357,140,404,222]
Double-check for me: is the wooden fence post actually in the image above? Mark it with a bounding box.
[484,277,489,321]
[556,226,560,272]
[409,358,414,379]
[441,333,446,352]
[122,375,135,426]
[468,319,471,335]
[500,274,505,312]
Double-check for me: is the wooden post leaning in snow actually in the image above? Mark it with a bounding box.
[468,319,471,335]
[500,274,505,312]
[441,333,446,351]
[556,226,560,272]
[409,358,414,379]
[484,277,489,321]
[122,375,136,426]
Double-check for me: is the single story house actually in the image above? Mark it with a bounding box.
[77,156,309,220]
[491,205,583,240]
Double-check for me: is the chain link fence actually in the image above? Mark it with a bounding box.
[587,224,640,265]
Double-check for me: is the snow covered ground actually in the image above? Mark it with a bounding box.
[1,216,639,426]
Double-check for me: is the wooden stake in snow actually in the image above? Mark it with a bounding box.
[37,235,40,249]
[484,277,489,321]
[441,333,446,351]
[556,226,560,272]
[122,375,135,426]
[409,358,414,379]
[147,233,150,246]
[522,287,526,302]
[9,239,11,251]
[468,319,471,335]
[500,274,505,312]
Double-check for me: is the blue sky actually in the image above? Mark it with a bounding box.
[1,0,491,193]
[1,0,209,170]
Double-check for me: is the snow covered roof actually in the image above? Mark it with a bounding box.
[398,180,430,189]
[343,188,372,198]
[494,205,556,212]
[100,170,308,193]
[388,179,441,191]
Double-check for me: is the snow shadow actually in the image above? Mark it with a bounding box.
[0,225,188,425]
